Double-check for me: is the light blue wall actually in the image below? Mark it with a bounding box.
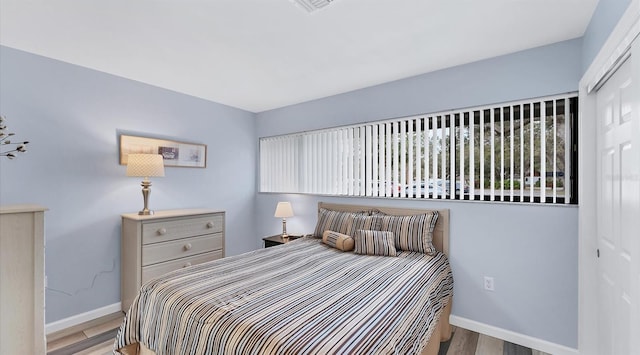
[0,46,257,323]
[581,0,632,72]
[255,39,582,348]
[257,39,583,137]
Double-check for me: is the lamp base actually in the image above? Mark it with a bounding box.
[138,179,154,216]
[281,219,288,238]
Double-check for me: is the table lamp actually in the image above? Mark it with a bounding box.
[127,154,165,215]
[274,202,294,238]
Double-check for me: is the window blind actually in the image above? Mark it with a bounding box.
[260,93,578,204]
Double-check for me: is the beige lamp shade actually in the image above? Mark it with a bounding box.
[126,154,165,177]
[274,202,294,218]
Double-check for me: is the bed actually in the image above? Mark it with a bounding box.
[114,202,453,355]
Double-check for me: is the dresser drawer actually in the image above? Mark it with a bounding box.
[142,233,223,266]
[142,214,223,245]
[141,250,223,284]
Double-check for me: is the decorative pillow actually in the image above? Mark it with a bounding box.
[347,214,383,237]
[353,230,397,257]
[313,208,365,237]
[379,211,439,255]
[322,230,355,251]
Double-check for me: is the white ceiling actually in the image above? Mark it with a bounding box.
[0,0,598,113]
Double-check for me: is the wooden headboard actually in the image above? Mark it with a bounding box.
[318,202,450,256]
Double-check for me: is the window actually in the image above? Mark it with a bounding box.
[260,93,578,204]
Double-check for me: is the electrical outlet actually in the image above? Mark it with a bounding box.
[484,276,495,291]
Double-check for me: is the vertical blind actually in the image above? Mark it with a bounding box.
[260,93,578,204]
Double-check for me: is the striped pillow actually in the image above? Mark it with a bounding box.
[347,214,383,237]
[322,230,355,251]
[379,211,439,255]
[313,208,365,237]
[354,230,397,257]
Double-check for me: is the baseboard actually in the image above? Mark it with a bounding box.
[450,315,579,355]
[46,302,122,335]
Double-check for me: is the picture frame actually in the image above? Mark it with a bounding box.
[119,134,207,168]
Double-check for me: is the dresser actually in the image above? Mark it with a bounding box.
[121,209,225,312]
[0,204,47,355]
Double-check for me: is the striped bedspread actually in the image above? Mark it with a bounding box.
[114,237,453,355]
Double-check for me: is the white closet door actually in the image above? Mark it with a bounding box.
[595,37,640,355]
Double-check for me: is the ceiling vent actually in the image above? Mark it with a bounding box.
[291,0,335,13]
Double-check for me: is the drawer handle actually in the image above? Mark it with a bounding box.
[183,243,192,251]
[157,228,167,235]
[183,262,192,268]
[206,222,214,228]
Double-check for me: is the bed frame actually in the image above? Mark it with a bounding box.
[318,202,453,355]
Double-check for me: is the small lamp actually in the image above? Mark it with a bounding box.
[127,154,165,215]
[274,202,294,238]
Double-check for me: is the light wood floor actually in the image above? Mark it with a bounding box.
[439,326,551,355]
[46,314,551,355]
[46,315,122,355]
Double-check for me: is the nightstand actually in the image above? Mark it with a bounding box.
[263,234,302,248]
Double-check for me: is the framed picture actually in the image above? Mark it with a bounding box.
[120,134,207,168]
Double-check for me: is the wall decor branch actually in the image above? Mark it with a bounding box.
[0,115,29,159]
